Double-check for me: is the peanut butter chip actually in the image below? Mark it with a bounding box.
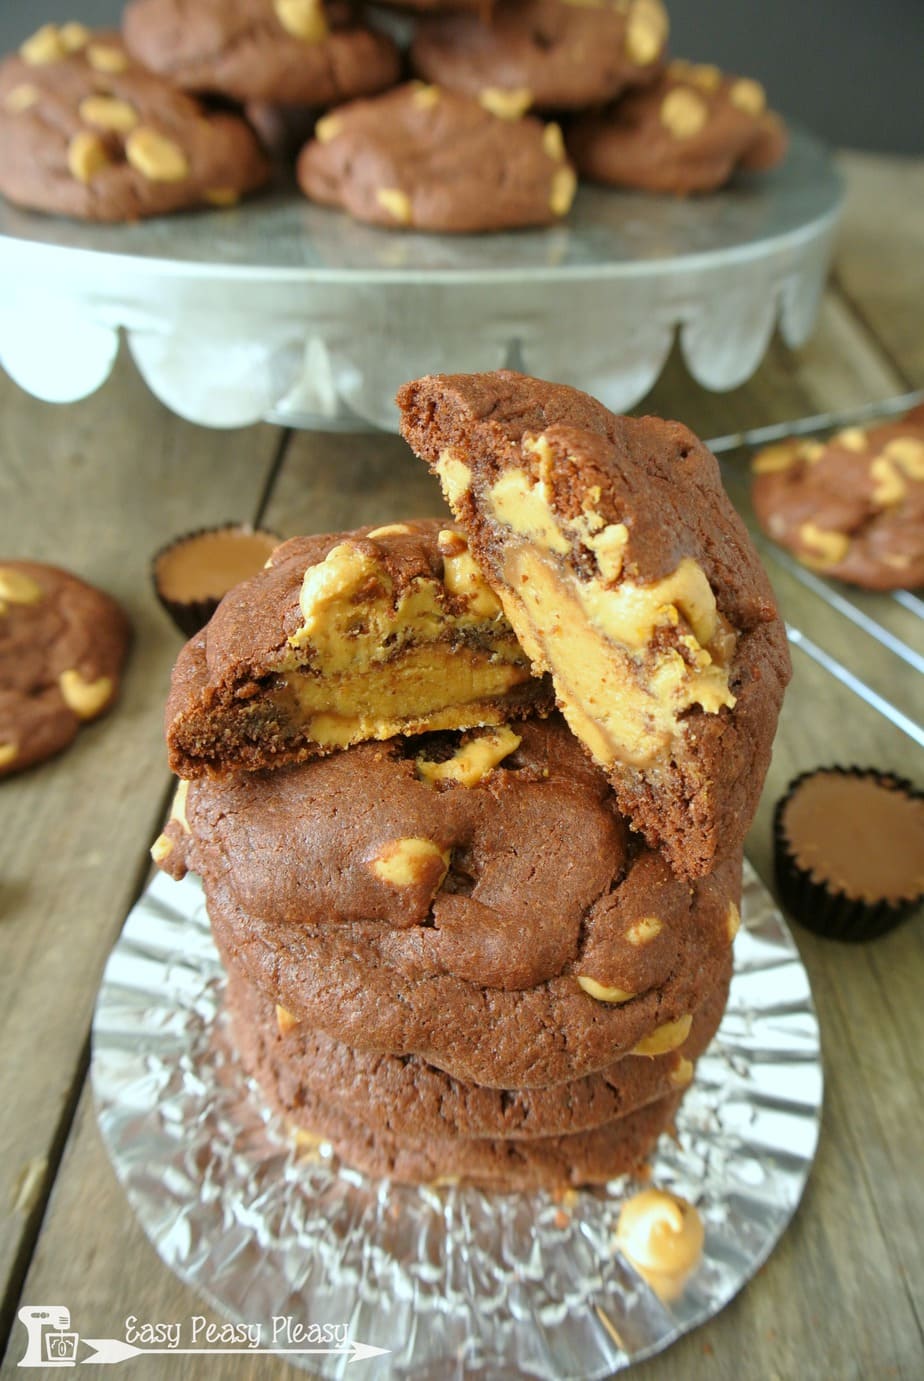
[273,0,328,42]
[626,916,662,945]
[884,436,924,478]
[798,522,850,567]
[170,779,191,834]
[616,1189,704,1301]
[836,427,868,452]
[314,113,342,144]
[67,131,111,184]
[58,669,112,719]
[660,87,709,139]
[752,441,802,475]
[543,122,566,162]
[20,24,68,65]
[376,187,413,225]
[550,165,578,216]
[631,1014,693,1056]
[729,77,767,116]
[372,837,450,889]
[412,84,441,110]
[625,0,668,65]
[0,567,43,605]
[276,1005,298,1036]
[669,1056,694,1088]
[126,127,189,182]
[689,63,722,91]
[870,455,906,507]
[577,976,636,1004]
[60,22,90,51]
[86,42,129,73]
[3,84,40,114]
[78,95,138,133]
[367,524,414,538]
[479,86,533,120]
[0,742,18,768]
[204,187,240,207]
[150,834,173,865]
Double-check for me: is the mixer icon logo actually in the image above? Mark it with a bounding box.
[16,1307,79,1368]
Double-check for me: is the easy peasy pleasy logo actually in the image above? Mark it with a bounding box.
[17,1306,389,1368]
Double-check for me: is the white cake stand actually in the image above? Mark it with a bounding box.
[0,130,842,431]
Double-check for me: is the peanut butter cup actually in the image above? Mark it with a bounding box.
[153,524,282,637]
[774,767,924,940]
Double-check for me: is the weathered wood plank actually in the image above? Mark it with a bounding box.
[0,350,281,1343]
[833,151,924,385]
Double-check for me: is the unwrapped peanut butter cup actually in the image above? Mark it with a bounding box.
[774,766,924,941]
[153,524,282,637]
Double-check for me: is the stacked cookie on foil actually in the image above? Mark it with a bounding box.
[154,369,791,1190]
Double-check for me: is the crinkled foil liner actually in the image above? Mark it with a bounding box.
[92,862,822,1380]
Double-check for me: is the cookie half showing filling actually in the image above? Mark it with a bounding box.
[398,371,791,879]
[166,519,551,778]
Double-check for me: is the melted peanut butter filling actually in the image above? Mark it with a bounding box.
[270,537,531,747]
[444,445,737,772]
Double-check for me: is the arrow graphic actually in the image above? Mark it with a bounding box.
[81,1339,389,1365]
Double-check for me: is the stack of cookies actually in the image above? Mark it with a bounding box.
[154,369,791,1190]
[0,2,789,227]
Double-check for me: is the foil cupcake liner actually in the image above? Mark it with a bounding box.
[152,523,282,638]
[91,861,821,1379]
[774,766,924,942]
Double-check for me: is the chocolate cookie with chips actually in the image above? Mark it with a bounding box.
[155,715,740,1087]
[0,24,269,220]
[398,370,792,881]
[569,60,788,195]
[410,0,668,114]
[297,82,577,232]
[0,562,130,776]
[123,0,400,107]
[227,958,730,1141]
[752,406,924,590]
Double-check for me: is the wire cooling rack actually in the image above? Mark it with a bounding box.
[709,390,924,753]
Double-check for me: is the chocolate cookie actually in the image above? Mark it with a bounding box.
[0,26,269,221]
[411,0,668,114]
[240,1043,686,1189]
[398,371,791,881]
[751,407,924,590]
[297,82,578,232]
[568,61,788,195]
[156,715,740,1085]
[0,562,130,776]
[123,0,401,107]
[165,520,552,778]
[226,957,729,1139]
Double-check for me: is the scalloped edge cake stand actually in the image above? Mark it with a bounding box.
[0,129,842,431]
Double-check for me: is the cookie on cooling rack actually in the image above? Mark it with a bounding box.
[751,405,924,590]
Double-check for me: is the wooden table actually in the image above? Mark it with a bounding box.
[0,151,921,1381]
